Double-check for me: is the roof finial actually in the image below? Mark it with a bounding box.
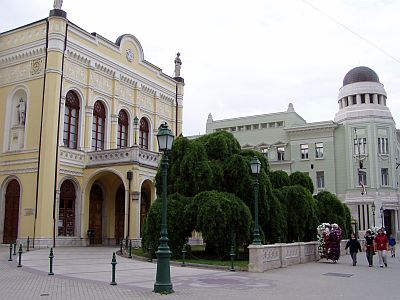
[207,113,213,123]
[174,52,182,77]
[53,0,63,9]
[287,103,295,112]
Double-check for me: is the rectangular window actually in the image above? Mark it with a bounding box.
[230,127,236,132]
[261,148,268,158]
[276,121,284,127]
[316,171,325,189]
[277,147,285,161]
[381,168,389,186]
[300,144,309,159]
[358,170,367,186]
[261,123,268,129]
[237,126,243,131]
[315,142,324,158]
[354,138,367,155]
[246,125,251,130]
[269,122,276,128]
[253,124,259,130]
[378,137,388,154]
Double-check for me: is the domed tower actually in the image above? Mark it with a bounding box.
[334,66,392,123]
[333,66,399,236]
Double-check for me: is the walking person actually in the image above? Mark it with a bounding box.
[375,228,389,268]
[364,229,374,267]
[389,235,396,258]
[345,233,362,266]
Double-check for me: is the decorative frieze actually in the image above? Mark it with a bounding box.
[90,71,112,94]
[64,60,87,84]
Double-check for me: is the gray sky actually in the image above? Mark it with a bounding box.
[2,0,400,136]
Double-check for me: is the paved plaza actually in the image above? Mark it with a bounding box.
[1,246,398,299]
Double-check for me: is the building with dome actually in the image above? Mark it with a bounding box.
[0,5,184,247]
[206,66,400,238]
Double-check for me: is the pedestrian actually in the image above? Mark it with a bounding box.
[345,233,362,266]
[364,229,374,267]
[389,235,396,258]
[375,228,389,268]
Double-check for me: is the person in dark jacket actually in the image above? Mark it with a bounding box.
[345,233,362,266]
[364,230,374,267]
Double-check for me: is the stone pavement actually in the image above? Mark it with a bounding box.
[1,246,398,300]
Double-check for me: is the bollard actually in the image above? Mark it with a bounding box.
[147,245,152,262]
[8,243,12,261]
[229,244,235,272]
[125,238,128,250]
[120,240,123,254]
[13,242,17,256]
[110,252,117,286]
[27,237,30,252]
[17,244,22,267]
[181,243,187,267]
[48,248,54,275]
[128,240,132,259]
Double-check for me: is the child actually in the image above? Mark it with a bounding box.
[389,235,396,257]
[345,233,362,266]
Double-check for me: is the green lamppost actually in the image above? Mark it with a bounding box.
[371,202,376,227]
[153,122,174,294]
[250,156,262,245]
[133,116,139,145]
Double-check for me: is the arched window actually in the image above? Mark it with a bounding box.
[63,91,80,149]
[92,101,106,151]
[58,180,76,237]
[117,110,129,148]
[139,118,149,149]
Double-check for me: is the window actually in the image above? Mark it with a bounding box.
[354,138,367,155]
[378,138,389,154]
[300,144,309,159]
[261,123,268,129]
[316,171,325,189]
[230,127,236,132]
[361,94,365,104]
[381,168,389,186]
[358,170,367,186]
[269,122,276,128]
[237,126,243,131]
[253,124,259,130]
[315,142,324,158]
[63,91,80,149]
[117,110,129,148]
[277,121,284,127]
[139,118,149,149]
[58,180,75,237]
[92,101,106,151]
[261,148,268,158]
[352,95,357,105]
[277,147,285,161]
[246,125,251,130]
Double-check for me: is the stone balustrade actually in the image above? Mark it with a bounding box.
[248,240,350,272]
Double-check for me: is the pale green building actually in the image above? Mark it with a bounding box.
[206,66,400,238]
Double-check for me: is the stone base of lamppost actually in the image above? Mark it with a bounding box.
[153,247,173,294]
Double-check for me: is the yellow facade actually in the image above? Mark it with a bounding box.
[0,8,184,247]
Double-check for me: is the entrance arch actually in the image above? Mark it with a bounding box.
[114,184,125,244]
[3,179,20,244]
[89,184,103,244]
[140,180,153,236]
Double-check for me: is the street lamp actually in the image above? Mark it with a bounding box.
[380,206,384,228]
[371,202,376,227]
[133,116,139,145]
[153,122,174,294]
[250,156,262,245]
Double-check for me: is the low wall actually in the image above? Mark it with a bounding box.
[248,240,349,272]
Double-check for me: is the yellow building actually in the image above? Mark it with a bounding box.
[0,5,184,247]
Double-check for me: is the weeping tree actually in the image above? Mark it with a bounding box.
[289,171,314,194]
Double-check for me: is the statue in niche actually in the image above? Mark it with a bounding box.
[174,52,182,77]
[17,98,26,125]
[53,0,63,9]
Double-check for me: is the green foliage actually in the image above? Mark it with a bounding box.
[283,185,318,242]
[199,131,241,161]
[314,190,352,238]
[188,191,252,259]
[141,193,193,258]
[264,192,287,243]
[289,171,314,194]
[269,170,290,189]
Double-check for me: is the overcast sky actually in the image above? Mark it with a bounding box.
[2,0,400,136]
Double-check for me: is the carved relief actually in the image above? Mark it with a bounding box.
[90,72,112,94]
[138,92,153,110]
[30,58,43,75]
[0,62,30,86]
[65,61,87,84]
[118,84,134,102]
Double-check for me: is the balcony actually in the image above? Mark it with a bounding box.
[60,146,161,169]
